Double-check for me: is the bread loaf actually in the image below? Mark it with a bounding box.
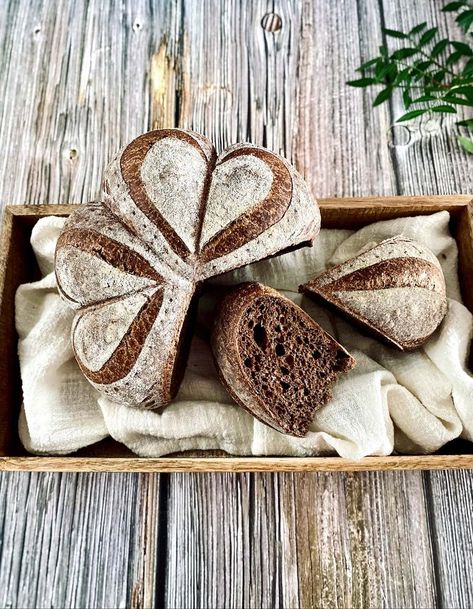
[300,235,447,350]
[211,283,355,437]
[55,129,320,408]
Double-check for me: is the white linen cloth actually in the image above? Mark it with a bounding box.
[16,211,473,458]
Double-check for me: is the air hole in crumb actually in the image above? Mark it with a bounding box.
[244,357,252,368]
[275,343,285,356]
[303,387,309,396]
[312,349,321,360]
[253,323,268,352]
[280,366,289,375]
[248,320,254,329]
[285,354,294,366]
[280,380,290,392]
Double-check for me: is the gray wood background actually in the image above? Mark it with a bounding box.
[0,0,472,607]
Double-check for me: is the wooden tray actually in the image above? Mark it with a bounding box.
[1,196,472,472]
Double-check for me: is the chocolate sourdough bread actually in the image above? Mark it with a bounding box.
[211,283,355,437]
[300,235,448,350]
[55,129,321,408]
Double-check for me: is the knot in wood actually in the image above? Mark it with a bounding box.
[261,13,282,32]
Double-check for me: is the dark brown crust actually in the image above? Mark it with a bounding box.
[311,257,445,293]
[200,148,293,262]
[166,290,200,400]
[118,129,215,261]
[214,363,286,433]
[57,228,164,282]
[74,289,164,385]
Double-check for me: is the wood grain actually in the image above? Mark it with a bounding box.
[164,472,436,609]
[3,454,473,473]
[0,1,165,607]
[0,472,160,609]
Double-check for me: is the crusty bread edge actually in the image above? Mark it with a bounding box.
[211,282,356,437]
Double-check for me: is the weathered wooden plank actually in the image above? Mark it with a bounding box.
[0,472,160,609]
[165,472,436,608]
[427,470,473,609]
[379,2,473,607]
[0,1,166,607]
[0,0,165,207]
[162,0,440,607]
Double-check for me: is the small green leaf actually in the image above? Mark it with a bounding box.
[442,95,473,106]
[396,67,412,83]
[373,87,393,106]
[410,22,427,36]
[416,60,433,71]
[431,39,449,57]
[419,27,438,46]
[397,108,429,122]
[449,84,473,98]
[410,94,437,103]
[447,50,464,64]
[456,118,473,127]
[456,9,473,31]
[463,57,473,76]
[403,89,412,108]
[458,134,473,152]
[375,61,391,81]
[383,27,407,39]
[347,77,376,87]
[433,69,446,83]
[379,45,388,56]
[451,40,473,55]
[442,1,467,11]
[357,57,379,72]
[391,48,418,60]
[431,104,457,113]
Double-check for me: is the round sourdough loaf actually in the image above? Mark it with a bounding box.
[55,129,321,408]
[211,282,355,437]
[299,235,448,350]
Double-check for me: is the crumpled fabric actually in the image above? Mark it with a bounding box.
[16,210,473,458]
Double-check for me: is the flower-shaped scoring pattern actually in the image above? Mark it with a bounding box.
[55,129,321,408]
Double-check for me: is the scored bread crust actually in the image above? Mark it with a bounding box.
[299,235,448,350]
[55,129,321,408]
[211,282,355,437]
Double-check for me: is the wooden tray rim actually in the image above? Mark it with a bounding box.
[1,454,473,472]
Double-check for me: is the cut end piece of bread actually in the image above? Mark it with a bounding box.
[211,283,355,438]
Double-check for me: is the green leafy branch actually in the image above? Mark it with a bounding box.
[347,0,473,153]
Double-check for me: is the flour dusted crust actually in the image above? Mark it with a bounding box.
[211,283,355,437]
[55,129,320,408]
[300,235,448,350]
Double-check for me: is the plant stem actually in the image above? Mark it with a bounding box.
[407,35,457,77]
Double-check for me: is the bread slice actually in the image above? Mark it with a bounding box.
[55,129,320,408]
[299,235,448,350]
[211,283,355,437]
